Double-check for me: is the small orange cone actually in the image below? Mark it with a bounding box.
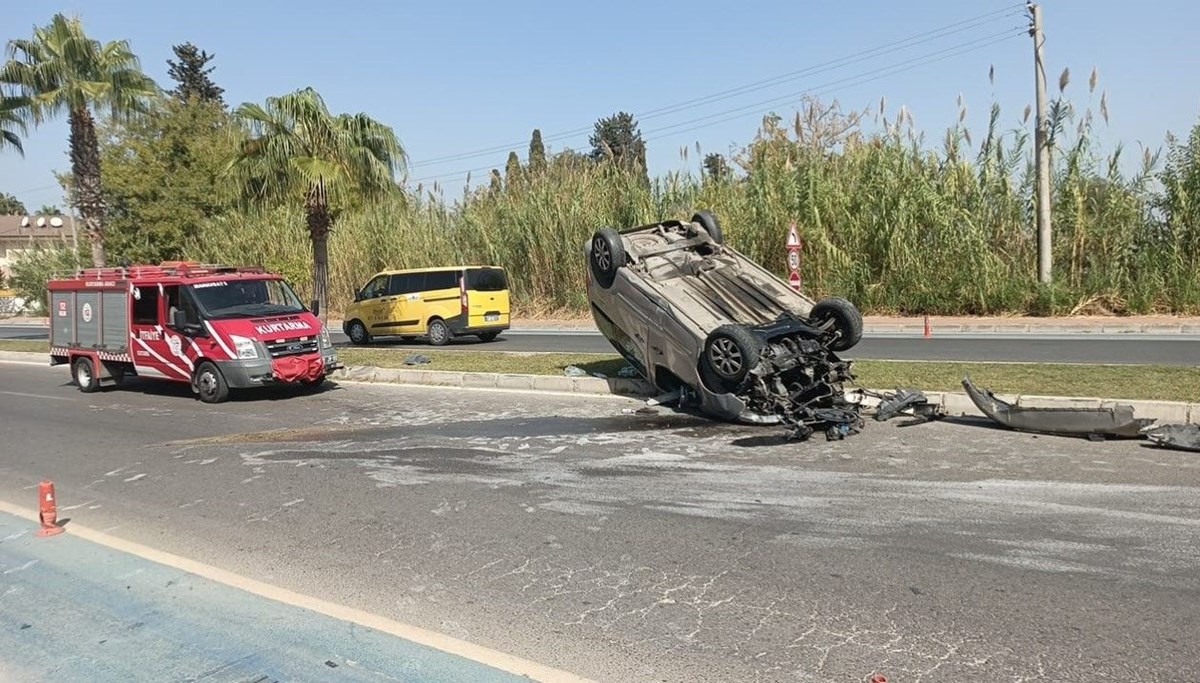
[869,675,888,683]
[923,315,932,339]
[36,480,65,537]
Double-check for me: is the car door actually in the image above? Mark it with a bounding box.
[358,275,392,332]
[385,273,421,334]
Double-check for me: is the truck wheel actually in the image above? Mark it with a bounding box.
[692,211,724,245]
[589,228,626,289]
[194,361,230,404]
[427,318,451,346]
[73,357,100,393]
[702,325,762,393]
[810,297,863,351]
[347,320,371,346]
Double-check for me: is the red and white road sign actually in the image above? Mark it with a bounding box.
[786,225,801,248]
[787,250,800,271]
[788,270,802,291]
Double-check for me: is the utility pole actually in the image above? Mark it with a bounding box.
[1030,3,1052,284]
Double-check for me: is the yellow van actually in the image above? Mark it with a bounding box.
[342,266,510,346]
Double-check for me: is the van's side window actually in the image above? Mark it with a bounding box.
[389,273,421,295]
[132,286,160,325]
[425,271,457,290]
[362,275,389,299]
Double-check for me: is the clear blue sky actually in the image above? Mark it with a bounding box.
[2,0,1198,211]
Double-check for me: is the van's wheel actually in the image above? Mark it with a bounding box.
[692,211,724,244]
[589,228,625,289]
[810,297,863,351]
[347,320,371,346]
[73,357,100,393]
[428,318,451,346]
[477,331,500,342]
[702,325,762,392]
[194,361,230,404]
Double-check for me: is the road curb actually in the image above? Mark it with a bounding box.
[3,351,1193,425]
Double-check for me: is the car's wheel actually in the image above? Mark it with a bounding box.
[702,324,762,392]
[810,297,863,351]
[194,361,230,404]
[428,318,451,346]
[692,211,724,244]
[73,356,100,393]
[589,228,626,289]
[347,320,371,346]
[477,331,500,342]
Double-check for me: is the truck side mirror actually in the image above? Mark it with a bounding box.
[310,298,320,317]
[172,309,188,330]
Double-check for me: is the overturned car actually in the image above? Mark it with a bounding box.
[585,212,864,439]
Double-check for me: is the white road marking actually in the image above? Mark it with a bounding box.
[0,499,594,683]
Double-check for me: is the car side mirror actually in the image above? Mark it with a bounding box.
[172,309,190,331]
[310,298,320,317]
[354,291,363,302]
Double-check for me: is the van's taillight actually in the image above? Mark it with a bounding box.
[460,279,468,315]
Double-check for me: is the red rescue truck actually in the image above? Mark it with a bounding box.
[47,261,339,403]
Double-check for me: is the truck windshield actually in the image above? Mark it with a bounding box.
[187,279,306,320]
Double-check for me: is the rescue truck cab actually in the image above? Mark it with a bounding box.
[47,262,340,403]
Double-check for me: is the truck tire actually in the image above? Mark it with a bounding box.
[427,318,451,346]
[589,228,626,289]
[810,297,863,351]
[73,356,100,393]
[692,211,724,245]
[702,324,762,393]
[347,320,371,346]
[194,361,230,404]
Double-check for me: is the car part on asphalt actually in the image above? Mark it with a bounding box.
[961,376,1155,439]
[403,354,431,366]
[860,388,945,422]
[1141,423,1200,452]
[585,211,865,440]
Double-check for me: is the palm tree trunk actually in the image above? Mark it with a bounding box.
[306,181,331,325]
[69,108,106,267]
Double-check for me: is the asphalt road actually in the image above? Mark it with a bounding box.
[3,323,1199,365]
[1,361,1197,682]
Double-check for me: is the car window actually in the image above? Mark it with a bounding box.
[425,271,458,290]
[466,268,507,291]
[389,273,421,295]
[132,286,159,325]
[362,275,389,299]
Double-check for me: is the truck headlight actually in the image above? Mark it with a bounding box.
[319,325,332,349]
[230,334,259,360]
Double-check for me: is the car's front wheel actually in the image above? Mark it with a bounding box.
[589,228,626,289]
[347,320,371,346]
[702,324,763,393]
[194,361,230,404]
[810,297,863,351]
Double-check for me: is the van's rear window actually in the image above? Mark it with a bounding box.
[466,268,508,291]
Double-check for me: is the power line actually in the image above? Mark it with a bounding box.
[407,3,1024,170]
[410,28,1024,186]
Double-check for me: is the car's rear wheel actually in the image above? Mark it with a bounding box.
[702,324,762,392]
[347,320,371,346]
[428,318,451,346]
[73,356,100,393]
[692,211,724,245]
[589,228,625,289]
[810,297,863,351]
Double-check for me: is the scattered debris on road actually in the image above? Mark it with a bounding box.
[563,365,589,377]
[859,388,945,423]
[1142,423,1200,452]
[962,376,1155,439]
[403,354,432,366]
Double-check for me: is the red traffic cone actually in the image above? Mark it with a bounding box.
[36,480,65,537]
[923,315,932,339]
[869,675,888,683]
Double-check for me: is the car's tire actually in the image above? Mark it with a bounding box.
[810,297,863,351]
[692,211,724,245]
[702,324,762,392]
[347,320,371,346]
[73,356,100,393]
[428,318,451,346]
[477,331,500,342]
[589,228,626,289]
[194,361,230,404]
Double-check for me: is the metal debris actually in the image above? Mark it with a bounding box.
[1142,423,1200,452]
[962,376,1155,439]
[403,354,431,366]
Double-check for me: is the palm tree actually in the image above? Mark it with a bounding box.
[1,14,158,266]
[229,87,406,322]
[0,97,27,155]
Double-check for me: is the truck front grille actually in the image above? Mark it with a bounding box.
[266,338,318,358]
